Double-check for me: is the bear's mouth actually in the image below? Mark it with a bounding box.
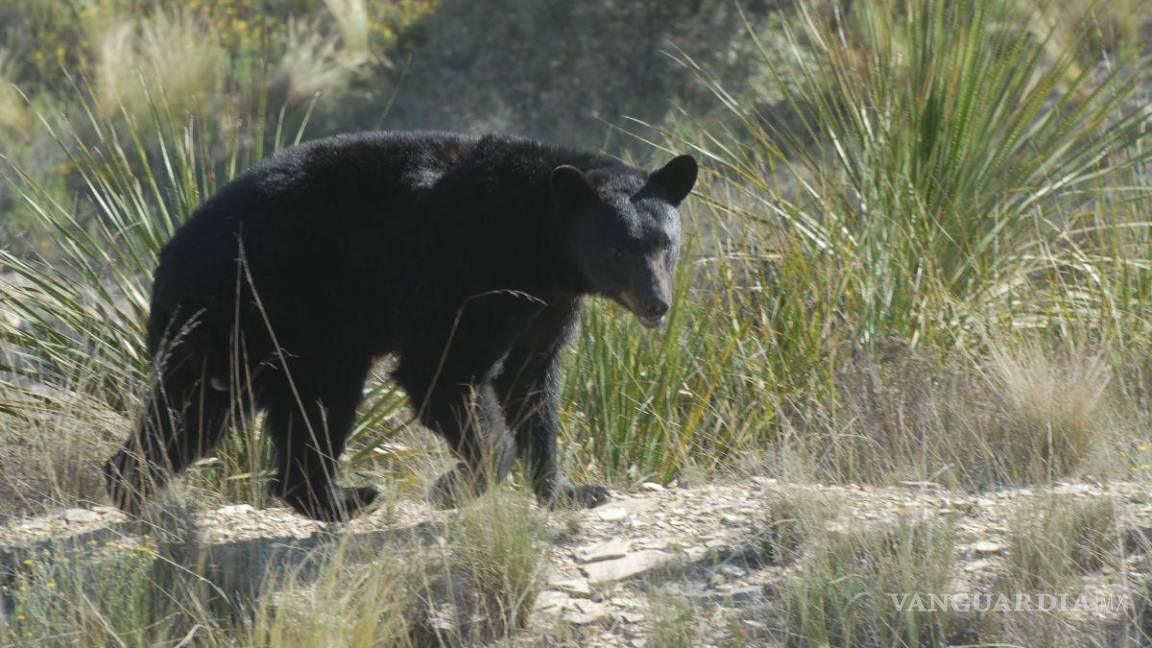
[615,293,666,328]
[635,313,665,328]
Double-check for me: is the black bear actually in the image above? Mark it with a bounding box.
[104,131,697,521]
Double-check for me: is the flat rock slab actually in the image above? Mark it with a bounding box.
[580,549,676,584]
[591,496,652,522]
[577,536,630,563]
[549,577,593,598]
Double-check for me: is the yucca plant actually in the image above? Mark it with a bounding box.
[674,0,1150,353]
[648,0,1147,472]
[0,87,412,504]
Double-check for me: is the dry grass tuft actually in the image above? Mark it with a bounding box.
[444,488,549,631]
[1004,495,1120,591]
[0,49,30,137]
[323,0,371,65]
[988,347,1115,483]
[90,11,225,118]
[778,517,961,647]
[648,592,700,648]
[782,343,1130,490]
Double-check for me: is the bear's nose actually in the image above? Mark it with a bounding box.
[647,301,669,318]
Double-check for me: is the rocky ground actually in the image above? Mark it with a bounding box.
[3,478,1152,646]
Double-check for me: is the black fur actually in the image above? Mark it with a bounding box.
[104,131,697,521]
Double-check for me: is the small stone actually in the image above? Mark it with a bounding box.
[62,509,99,524]
[618,611,645,624]
[534,590,573,613]
[637,537,671,551]
[723,586,765,604]
[551,577,592,598]
[964,559,992,572]
[743,619,767,629]
[640,482,665,492]
[596,507,629,522]
[562,600,609,625]
[581,550,676,584]
[683,547,708,561]
[578,536,631,563]
[721,514,745,526]
[718,564,747,579]
[971,540,1005,556]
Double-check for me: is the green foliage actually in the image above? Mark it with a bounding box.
[648,593,700,648]
[1,541,171,647]
[251,545,420,648]
[0,0,1151,644]
[779,518,960,647]
[0,93,406,501]
[598,0,1152,486]
[1005,495,1119,591]
[691,0,1149,351]
[445,489,548,629]
[563,240,764,484]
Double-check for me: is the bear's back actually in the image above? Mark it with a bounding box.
[144,131,620,356]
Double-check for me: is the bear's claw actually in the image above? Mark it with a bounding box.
[549,483,611,510]
[283,484,380,522]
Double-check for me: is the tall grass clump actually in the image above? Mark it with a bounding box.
[563,244,767,484]
[2,544,156,647]
[90,10,226,118]
[783,341,1128,488]
[777,518,962,647]
[0,93,389,508]
[692,0,1150,349]
[251,546,420,648]
[648,592,700,648]
[621,0,1152,487]
[441,489,549,632]
[1004,495,1119,591]
[0,533,236,648]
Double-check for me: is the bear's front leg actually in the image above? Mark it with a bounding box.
[498,346,610,509]
[410,378,519,508]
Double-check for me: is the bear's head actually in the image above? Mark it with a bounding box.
[550,154,698,328]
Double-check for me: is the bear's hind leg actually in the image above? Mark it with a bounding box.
[105,353,233,515]
[264,357,377,521]
[396,361,518,508]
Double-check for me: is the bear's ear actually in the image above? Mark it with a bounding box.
[550,165,598,210]
[647,154,698,205]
